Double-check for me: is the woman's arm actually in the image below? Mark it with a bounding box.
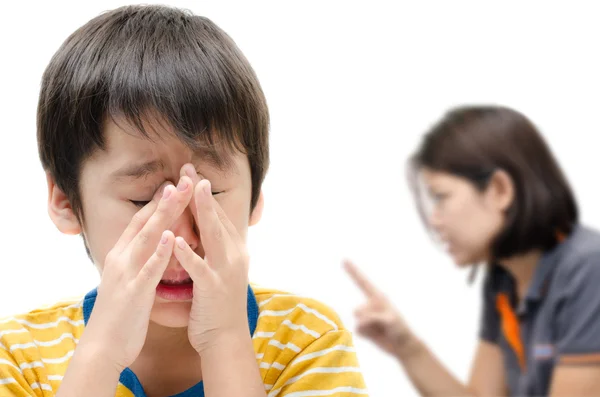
[344,261,506,396]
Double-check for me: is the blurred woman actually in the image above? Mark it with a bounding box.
[345,105,600,396]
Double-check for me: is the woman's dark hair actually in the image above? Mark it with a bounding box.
[409,105,578,261]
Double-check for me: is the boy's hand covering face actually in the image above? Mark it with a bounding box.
[175,163,250,354]
[85,176,195,371]
[81,162,250,368]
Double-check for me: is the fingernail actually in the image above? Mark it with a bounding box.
[203,180,211,195]
[176,237,187,249]
[177,179,188,192]
[163,185,172,199]
[155,182,171,199]
[184,165,196,179]
[160,232,168,245]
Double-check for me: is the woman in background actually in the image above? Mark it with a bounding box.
[345,105,600,396]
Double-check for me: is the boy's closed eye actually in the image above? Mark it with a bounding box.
[130,190,223,208]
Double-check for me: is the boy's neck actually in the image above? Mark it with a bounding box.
[129,322,203,396]
[144,321,196,354]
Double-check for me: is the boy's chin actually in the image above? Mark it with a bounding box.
[150,301,192,328]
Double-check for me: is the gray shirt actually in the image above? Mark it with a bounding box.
[480,225,600,396]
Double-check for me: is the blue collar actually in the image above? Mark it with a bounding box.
[82,285,259,397]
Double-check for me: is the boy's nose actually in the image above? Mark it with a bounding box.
[169,207,200,252]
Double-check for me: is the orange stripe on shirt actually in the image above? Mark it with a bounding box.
[496,293,526,371]
[560,353,600,365]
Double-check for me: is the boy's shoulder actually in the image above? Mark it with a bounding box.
[0,296,85,393]
[0,296,85,350]
[250,285,366,394]
[252,284,346,333]
[0,296,85,336]
[251,284,350,358]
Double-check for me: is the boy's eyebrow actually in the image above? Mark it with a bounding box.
[111,159,164,181]
[191,146,235,174]
[109,146,234,181]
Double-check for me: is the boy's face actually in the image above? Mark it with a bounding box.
[49,117,263,328]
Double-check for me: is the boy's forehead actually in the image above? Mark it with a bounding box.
[101,116,236,171]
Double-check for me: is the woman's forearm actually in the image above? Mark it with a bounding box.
[395,336,475,397]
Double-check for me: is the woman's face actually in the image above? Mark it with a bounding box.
[421,168,512,266]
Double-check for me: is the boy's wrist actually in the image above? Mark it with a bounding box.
[195,326,253,357]
[76,334,127,374]
[56,338,123,397]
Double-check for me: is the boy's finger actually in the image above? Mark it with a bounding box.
[130,177,193,263]
[113,182,170,253]
[173,236,209,281]
[193,179,232,265]
[181,164,243,254]
[343,260,381,298]
[136,230,175,290]
[180,163,201,223]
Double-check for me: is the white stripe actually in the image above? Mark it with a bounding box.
[33,332,79,347]
[9,342,36,352]
[282,387,368,397]
[256,353,264,359]
[8,333,79,353]
[14,317,84,329]
[41,350,74,365]
[0,316,84,329]
[20,361,44,370]
[268,340,301,353]
[35,333,79,347]
[253,332,275,338]
[267,367,362,397]
[0,378,53,391]
[259,308,295,317]
[0,359,20,372]
[259,294,296,308]
[264,384,273,391]
[31,382,53,391]
[259,362,285,371]
[290,345,356,366]
[297,304,338,331]
[0,328,28,338]
[48,375,63,381]
[0,357,44,371]
[258,303,338,331]
[285,367,361,384]
[281,320,320,338]
[62,301,83,310]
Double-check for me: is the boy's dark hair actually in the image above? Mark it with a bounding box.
[409,105,578,261]
[37,5,269,221]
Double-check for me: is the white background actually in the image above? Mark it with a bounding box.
[2,1,600,395]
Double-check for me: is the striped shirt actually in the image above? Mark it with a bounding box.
[0,284,368,396]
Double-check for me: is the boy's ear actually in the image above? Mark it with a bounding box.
[46,172,81,235]
[249,190,264,227]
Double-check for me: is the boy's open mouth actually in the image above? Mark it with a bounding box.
[159,277,193,285]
